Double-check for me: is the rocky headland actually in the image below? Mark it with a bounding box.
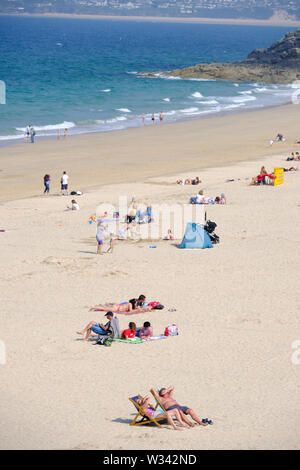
[143,30,300,84]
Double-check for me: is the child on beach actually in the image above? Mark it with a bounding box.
[67,199,80,210]
[43,174,51,194]
[106,232,114,254]
[164,229,175,240]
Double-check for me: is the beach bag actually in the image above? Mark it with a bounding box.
[96,335,112,346]
[164,324,179,337]
[153,304,164,310]
[148,301,164,310]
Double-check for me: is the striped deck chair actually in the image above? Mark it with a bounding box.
[129,395,166,427]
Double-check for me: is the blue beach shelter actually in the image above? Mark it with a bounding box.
[180,223,212,249]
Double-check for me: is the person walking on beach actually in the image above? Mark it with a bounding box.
[30,125,36,143]
[159,111,164,123]
[142,114,145,126]
[57,129,61,139]
[96,220,106,255]
[61,171,69,195]
[64,128,68,138]
[151,113,155,124]
[43,174,51,194]
[25,126,30,143]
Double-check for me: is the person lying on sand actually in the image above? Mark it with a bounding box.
[90,298,152,314]
[138,321,153,339]
[122,322,137,340]
[137,395,189,430]
[177,177,201,185]
[151,386,208,427]
[77,311,113,341]
[190,191,226,205]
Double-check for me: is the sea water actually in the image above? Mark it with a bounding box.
[0,16,296,143]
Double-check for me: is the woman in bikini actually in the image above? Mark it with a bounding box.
[90,298,152,314]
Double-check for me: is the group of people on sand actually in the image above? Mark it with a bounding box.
[177,176,201,185]
[43,170,70,195]
[137,387,211,430]
[57,128,68,139]
[285,152,300,161]
[25,125,36,143]
[77,295,157,342]
[190,190,226,205]
[126,200,152,224]
[43,170,79,209]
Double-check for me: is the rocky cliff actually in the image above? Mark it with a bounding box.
[143,30,300,84]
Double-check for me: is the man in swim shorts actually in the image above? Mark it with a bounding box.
[77,311,113,341]
[155,386,208,426]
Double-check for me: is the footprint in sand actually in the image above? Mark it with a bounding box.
[104,270,129,277]
[42,256,75,266]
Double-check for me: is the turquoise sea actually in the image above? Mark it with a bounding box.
[0,16,296,142]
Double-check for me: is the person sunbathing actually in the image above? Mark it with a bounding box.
[137,395,189,430]
[191,177,201,185]
[90,298,152,314]
[138,321,153,339]
[122,322,137,339]
[152,386,209,427]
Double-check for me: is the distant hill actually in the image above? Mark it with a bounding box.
[143,29,300,84]
[1,0,300,21]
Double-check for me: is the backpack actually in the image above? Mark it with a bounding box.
[164,324,179,336]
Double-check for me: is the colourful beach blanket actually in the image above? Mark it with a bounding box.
[112,335,167,344]
[112,338,143,344]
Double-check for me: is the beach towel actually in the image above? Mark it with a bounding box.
[113,338,142,344]
[144,335,167,341]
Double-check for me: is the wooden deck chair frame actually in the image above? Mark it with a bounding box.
[129,394,166,427]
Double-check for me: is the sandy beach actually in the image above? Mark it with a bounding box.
[0,104,300,450]
[3,13,300,28]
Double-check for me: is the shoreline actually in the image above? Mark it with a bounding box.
[0,102,299,204]
[1,12,300,28]
[0,100,292,150]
